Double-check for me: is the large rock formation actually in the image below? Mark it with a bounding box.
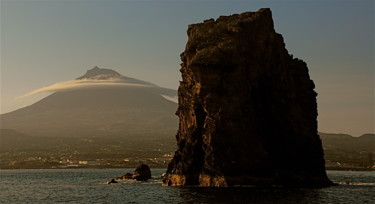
[163,8,332,187]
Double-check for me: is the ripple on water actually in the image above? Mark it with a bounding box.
[1,169,374,203]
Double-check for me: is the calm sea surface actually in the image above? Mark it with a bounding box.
[0,169,374,203]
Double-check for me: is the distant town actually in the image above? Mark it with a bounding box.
[0,152,173,169]
[0,129,177,169]
[1,150,374,170]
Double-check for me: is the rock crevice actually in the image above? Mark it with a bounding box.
[163,8,332,187]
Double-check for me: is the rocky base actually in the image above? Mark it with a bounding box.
[162,173,333,187]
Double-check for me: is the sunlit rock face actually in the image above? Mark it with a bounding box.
[163,8,332,187]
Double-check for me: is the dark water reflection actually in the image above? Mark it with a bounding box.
[174,186,324,204]
[172,170,375,204]
[0,169,373,203]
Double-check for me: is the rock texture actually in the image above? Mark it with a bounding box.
[133,164,152,181]
[163,8,332,187]
[118,164,152,181]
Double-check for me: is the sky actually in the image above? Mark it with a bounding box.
[0,0,373,136]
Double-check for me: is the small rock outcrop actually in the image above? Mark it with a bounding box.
[163,8,332,187]
[107,178,118,184]
[133,164,152,181]
[118,164,152,181]
[118,173,134,180]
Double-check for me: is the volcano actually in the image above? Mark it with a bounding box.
[0,67,178,138]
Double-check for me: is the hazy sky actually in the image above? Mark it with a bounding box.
[1,0,373,136]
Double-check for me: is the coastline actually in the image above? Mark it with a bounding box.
[1,166,373,171]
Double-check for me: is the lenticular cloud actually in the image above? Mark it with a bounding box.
[17,78,151,99]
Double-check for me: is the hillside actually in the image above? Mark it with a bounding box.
[0,129,176,169]
[319,132,375,169]
[1,130,373,169]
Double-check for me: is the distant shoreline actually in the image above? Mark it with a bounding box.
[1,167,373,171]
[325,167,374,171]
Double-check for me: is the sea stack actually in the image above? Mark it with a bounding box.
[163,8,332,187]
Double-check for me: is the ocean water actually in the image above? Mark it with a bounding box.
[0,169,374,203]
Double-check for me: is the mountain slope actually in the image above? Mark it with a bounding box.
[0,67,178,138]
[319,132,374,169]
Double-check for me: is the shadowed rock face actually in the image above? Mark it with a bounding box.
[163,8,332,187]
